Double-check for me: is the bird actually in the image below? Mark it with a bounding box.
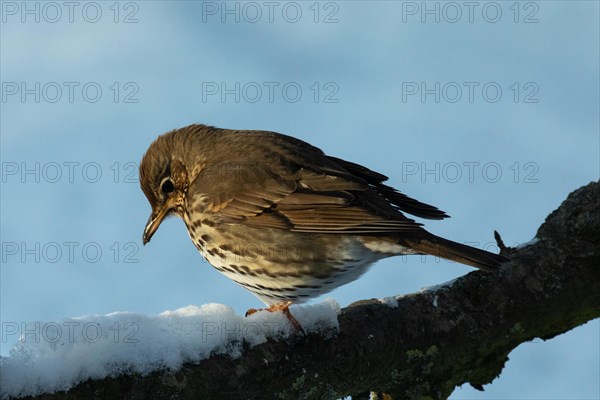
[140,124,508,327]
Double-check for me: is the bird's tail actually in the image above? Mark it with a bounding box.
[402,233,509,271]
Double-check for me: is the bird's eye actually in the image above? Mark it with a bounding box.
[161,178,175,194]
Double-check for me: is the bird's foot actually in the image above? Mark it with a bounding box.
[245,301,305,334]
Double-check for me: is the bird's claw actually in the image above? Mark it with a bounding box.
[245,301,305,334]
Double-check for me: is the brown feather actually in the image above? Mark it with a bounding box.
[401,232,507,271]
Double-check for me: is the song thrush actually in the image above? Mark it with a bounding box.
[140,124,507,311]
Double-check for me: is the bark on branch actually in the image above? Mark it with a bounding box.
[29,182,600,400]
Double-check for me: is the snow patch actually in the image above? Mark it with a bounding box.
[516,237,540,249]
[419,277,460,293]
[0,299,340,399]
[378,296,399,308]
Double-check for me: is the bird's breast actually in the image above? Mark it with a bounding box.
[181,209,394,304]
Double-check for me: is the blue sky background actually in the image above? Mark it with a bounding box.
[1,1,599,398]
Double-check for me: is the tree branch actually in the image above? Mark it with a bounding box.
[29,182,600,400]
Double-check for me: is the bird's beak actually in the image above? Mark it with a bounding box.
[143,201,173,245]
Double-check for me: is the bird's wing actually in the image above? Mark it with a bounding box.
[189,160,425,234]
[326,156,449,220]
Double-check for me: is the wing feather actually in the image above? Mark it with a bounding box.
[187,135,437,233]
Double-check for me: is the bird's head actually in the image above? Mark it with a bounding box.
[139,127,204,245]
